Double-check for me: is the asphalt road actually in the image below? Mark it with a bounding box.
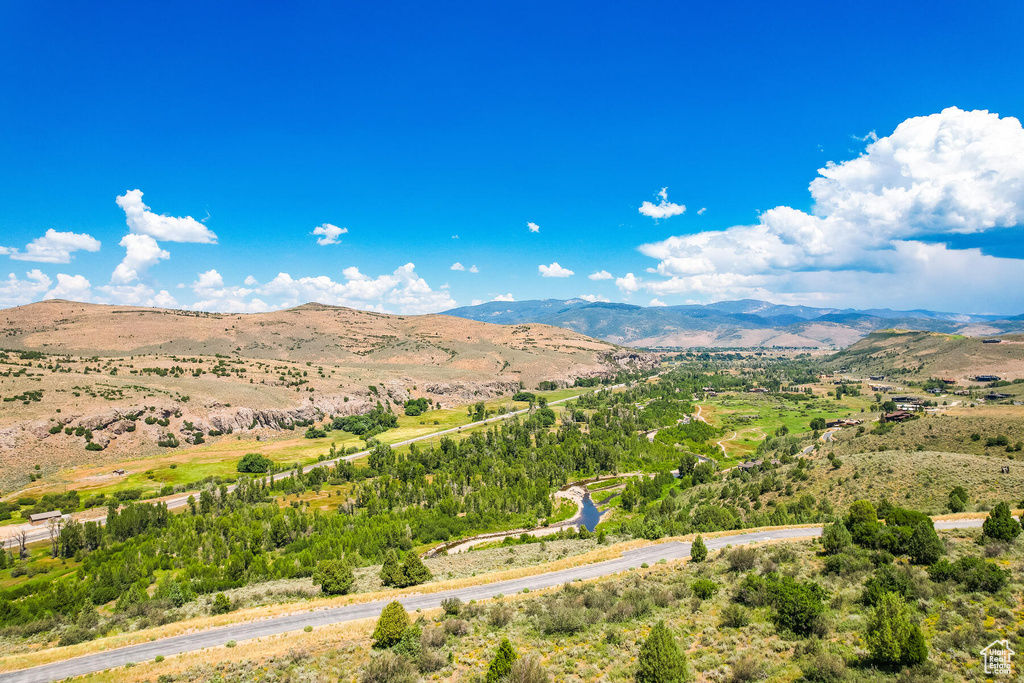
[0,519,990,683]
[2,383,626,550]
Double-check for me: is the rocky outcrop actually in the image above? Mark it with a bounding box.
[606,350,661,372]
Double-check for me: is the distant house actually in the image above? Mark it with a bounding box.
[974,375,1002,382]
[29,510,63,524]
[939,378,957,385]
[869,375,885,381]
[749,387,769,393]
[881,410,915,423]
[869,384,893,392]
[737,459,764,471]
[986,393,1011,401]
[982,339,1002,344]
[826,418,862,428]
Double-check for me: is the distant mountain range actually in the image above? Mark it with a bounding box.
[443,299,1024,348]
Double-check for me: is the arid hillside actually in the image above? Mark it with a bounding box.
[0,300,658,491]
[822,329,1024,382]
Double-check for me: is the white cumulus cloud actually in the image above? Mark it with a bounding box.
[312,223,347,246]
[636,108,1024,311]
[649,298,667,307]
[527,222,540,233]
[244,275,258,286]
[588,270,613,280]
[450,262,465,271]
[539,262,574,278]
[44,274,92,302]
[578,294,610,303]
[116,189,217,243]
[0,270,52,307]
[4,230,101,264]
[492,293,515,302]
[639,187,686,219]
[615,272,641,293]
[111,234,170,284]
[469,265,479,273]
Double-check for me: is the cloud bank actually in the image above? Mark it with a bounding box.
[637,107,1024,310]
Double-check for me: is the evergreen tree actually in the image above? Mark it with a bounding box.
[982,502,1021,542]
[486,638,519,683]
[821,521,852,555]
[906,522,943,565]
[866,592,928,666]
[398,552,432,587]
[380,549,402,587]
[690,535,707,563]
[372,601,410,649]
[636,621,689,683]
[313,558,355,595]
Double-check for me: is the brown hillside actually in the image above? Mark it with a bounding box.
[0,301,657,491]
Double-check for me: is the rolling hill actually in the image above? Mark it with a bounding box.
[821,329,1024,383]
[444,298,1024,348]
[0,300,657,490]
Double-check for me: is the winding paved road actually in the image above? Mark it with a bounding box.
[0,518,991,683]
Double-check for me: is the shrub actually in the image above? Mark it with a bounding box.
[420,626,446,649]
[539,604,587,635]
[509,656,550,683]
[726,546,757,572]
[765,574,827,636]
[691,579,718,600]
[237,452,273,473]
[982,502,1021,542]
[636,620,689,683]
[690,535,707,563]
[441,597,462,616]
[489,603,514,627]
[443,619,469,636]
[486,638,519,683]
[719,603,749,628]
[947,486,968,513]
[360,652,417,683]
[866,592,927,666]
[928,556,1008,592]
[801,651,846,682]
[821,522,852,555]
[313,558,355,595]
[728,655,765,683]
[862,565,916,606]
[372,601,410,648]
[418,649,447,673]
[211,593,233,615]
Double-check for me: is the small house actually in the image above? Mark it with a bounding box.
[986,393,1011,401]
[882,410,915,423]
[974,375,1002,382]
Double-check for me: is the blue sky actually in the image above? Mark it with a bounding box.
[2,1,1024,314]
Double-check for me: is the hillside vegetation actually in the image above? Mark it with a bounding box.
[0,300,655,490]
[824,330,1024,382]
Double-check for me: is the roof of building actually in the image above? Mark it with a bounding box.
[29,510,63,522]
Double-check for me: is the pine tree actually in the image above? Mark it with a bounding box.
[380,549,401,587]
[906,522,944,565]
[866,592,928,665]
[636,621,689,683]
[690,535,707,563]
[982,502,1021,542]
[372,601,410,649]
[486,638,519,683]
[399,551,432,587]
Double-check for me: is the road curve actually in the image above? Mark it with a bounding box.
[0,519,988,683]
[3,384,627,550]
